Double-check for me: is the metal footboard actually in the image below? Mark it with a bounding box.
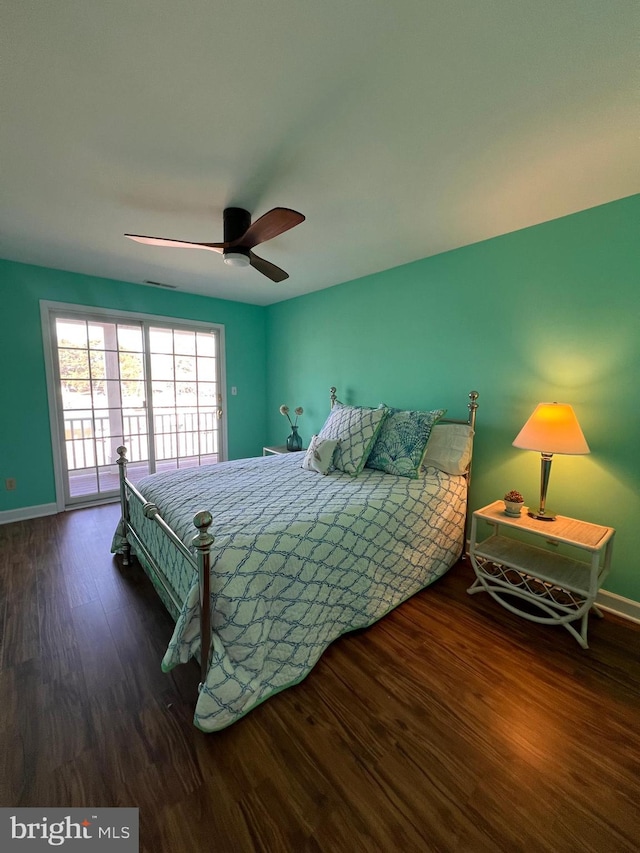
[116,446,214,689]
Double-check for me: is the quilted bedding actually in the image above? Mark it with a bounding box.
[112,452,466,731]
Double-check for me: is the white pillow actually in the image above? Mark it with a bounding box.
[302,435,339,475]
[422,424,474,475]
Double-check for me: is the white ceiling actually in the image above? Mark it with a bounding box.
[1,1,637,306]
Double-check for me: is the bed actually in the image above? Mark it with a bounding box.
[111,388,479,732]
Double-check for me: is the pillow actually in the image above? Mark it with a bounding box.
[317,402,388,475]
[302,435,339,475]
[366,408,446,478]
[422,423,474,475]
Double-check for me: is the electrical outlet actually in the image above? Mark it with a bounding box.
[231,386,238,396]
[5,478,16,491]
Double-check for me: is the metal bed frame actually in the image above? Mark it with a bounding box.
[115,387,479,696]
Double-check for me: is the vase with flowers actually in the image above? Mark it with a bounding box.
[280,404,304,451]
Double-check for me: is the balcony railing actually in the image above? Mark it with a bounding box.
[64,409,219,470]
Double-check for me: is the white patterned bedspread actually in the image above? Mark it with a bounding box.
[113,453,466,732]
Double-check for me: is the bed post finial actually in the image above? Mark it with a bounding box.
[116,446,131,566]
[461,392,480,559]
[467,391,479,431]
[193,510,215,691]
[330,386,337,408]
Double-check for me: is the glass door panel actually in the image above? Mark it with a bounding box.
[55,317,149,503]
[50,311,224,507]
[148,326,221,472]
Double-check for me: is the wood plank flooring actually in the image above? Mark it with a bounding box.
[1,504,639,852]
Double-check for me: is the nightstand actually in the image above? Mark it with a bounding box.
[467,500,615,648]
[263,445,305,456]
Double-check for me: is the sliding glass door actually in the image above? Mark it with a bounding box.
[55,317,147,500]
[147,325,222,476]
[45,306,225,508]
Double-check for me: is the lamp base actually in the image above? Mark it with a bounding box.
[527,509,556,522]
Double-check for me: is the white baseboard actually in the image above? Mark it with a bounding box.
[0,503,58,525]
[597,589,640,625]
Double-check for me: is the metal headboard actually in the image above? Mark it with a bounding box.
[328,386,479,554]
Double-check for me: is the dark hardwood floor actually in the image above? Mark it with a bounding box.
[1,504,639,852]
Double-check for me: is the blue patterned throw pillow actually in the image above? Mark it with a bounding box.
[318,402,388,475]
[366,407,446,478]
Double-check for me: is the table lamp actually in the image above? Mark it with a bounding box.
[512,402,590,521]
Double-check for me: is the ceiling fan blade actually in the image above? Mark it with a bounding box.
[250,252,289,282]
[228,208,305,249]
[125,234,223,253]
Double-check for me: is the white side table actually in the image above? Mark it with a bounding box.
[467,500,615,648]
[263,445,305,456]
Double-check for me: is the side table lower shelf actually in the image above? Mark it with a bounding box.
[467,537,602,649]
[468,533,609,649]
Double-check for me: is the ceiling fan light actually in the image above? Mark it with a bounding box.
[223,251,251,268]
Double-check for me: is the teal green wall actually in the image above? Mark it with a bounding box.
[266,195,640,602]
[0,260,267,512]
[2,195,638,602]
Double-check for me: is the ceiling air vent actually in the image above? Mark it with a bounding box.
[144,280,178,290]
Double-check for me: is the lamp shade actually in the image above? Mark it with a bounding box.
[512,402,590,455]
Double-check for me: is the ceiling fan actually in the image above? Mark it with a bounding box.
[125,206,305,282]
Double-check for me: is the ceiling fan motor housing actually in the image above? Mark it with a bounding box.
[222,208,252,266]
[224,207,251,243]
